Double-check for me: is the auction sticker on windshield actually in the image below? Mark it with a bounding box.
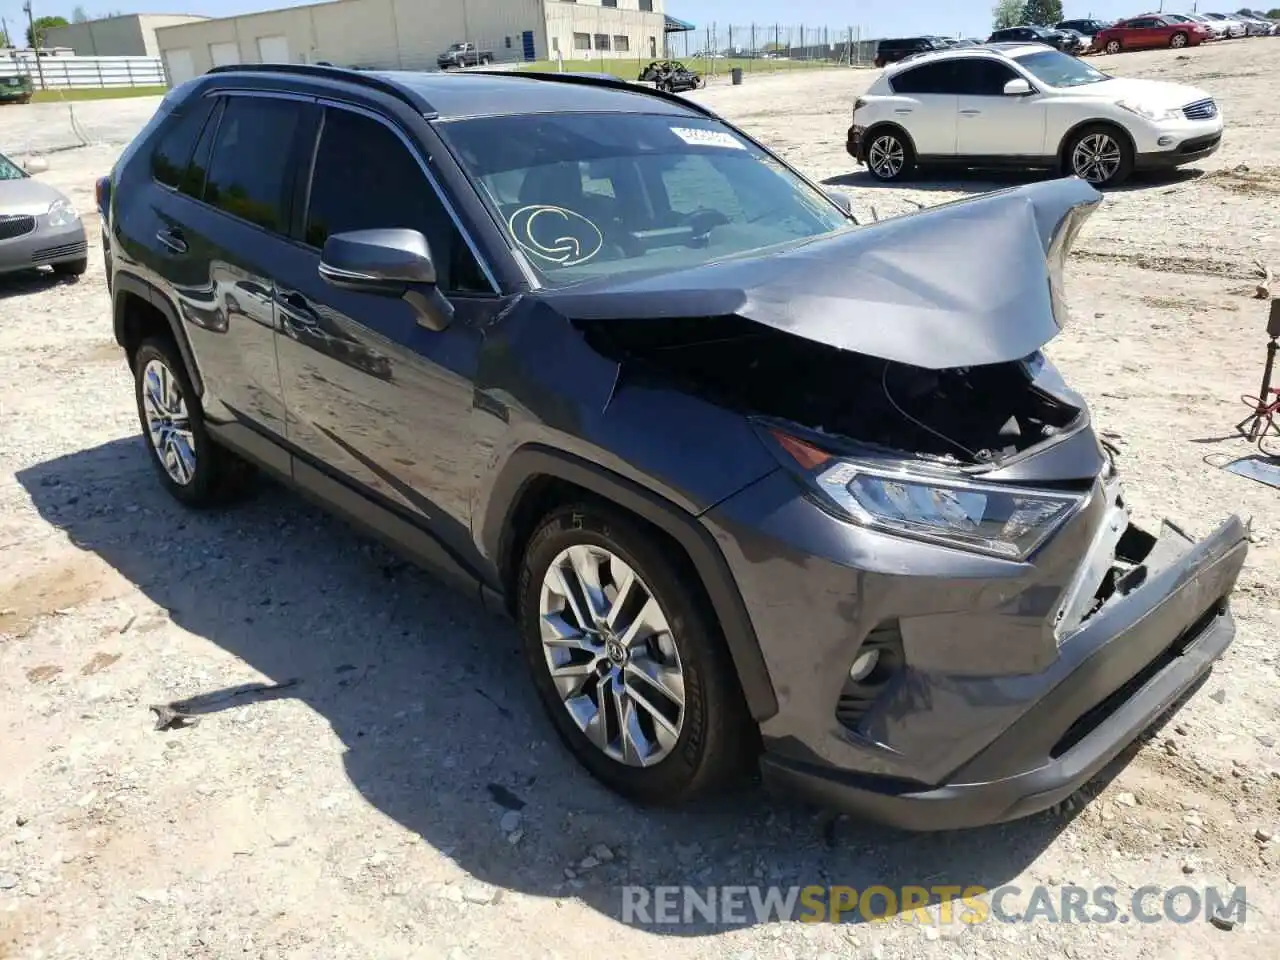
[670,126,746,150]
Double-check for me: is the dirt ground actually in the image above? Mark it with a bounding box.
[3,38,1280,960]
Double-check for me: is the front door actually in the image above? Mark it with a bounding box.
[272,103,498,562]
[953,58,1047,157]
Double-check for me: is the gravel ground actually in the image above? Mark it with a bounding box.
[3,39,1280,960]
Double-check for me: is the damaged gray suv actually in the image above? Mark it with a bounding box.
[100,65,1248,830]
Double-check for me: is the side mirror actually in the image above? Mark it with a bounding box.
[319,228,453,331]
[22,156,49,174]
[824,189,854,216]
[1003,78,1033,96]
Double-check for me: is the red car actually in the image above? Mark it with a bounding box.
[1096,14,1210,53]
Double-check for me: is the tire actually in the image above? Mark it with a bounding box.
[1065,123,1134,188]
[1170,32,1188,49]
[864,127,915,182]
[132,337,250,507]
[52,257,87,278]
[516,502,756,806]
[1105,39,1122,54]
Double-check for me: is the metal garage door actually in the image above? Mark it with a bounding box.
[164,48,196,85]
[257,35,290,63]
[209,42,241,67]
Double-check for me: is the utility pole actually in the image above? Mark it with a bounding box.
[21,1,47,90]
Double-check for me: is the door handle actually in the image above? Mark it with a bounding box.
[279,292,321,331]
[960,109,981,115]
[155,228,187,255]
[893,108,912,114]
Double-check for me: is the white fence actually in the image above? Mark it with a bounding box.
[3,53,166,90]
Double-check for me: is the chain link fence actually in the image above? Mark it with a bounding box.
[663,23,879,74]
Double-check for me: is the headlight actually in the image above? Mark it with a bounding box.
[47,198,80,227]
[766,429,1085,561]
[1116,99,1181,122]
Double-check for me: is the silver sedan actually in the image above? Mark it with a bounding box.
[0,150,88,278]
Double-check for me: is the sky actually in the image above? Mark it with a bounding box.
[0,1,1259,49]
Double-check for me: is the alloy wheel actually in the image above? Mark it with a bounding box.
[538,544,685,767]
[1171,33,1187,48]
[1106,40,1121,53]
[868,135,905,179]
[1071,132,1122,184]
[141,357,197,485]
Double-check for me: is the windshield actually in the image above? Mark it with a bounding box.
[438,112,853,288]
[1013,49,1109,87]
[448,43,467,51]
[0,151,27,181]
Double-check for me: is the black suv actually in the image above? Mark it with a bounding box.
[873,37,949,68]
[988,25,1080,52]
[98,65,1247,830]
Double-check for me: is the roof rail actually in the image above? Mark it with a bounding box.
[465,68,722,121]
[205,62,434,115]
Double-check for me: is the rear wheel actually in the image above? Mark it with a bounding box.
[1066,124,1133,187]
[133,338,250,507]
[1105,39,1122,54]
[517,503,755,805]
[865,128,915,182]
[1170,31,1188,48]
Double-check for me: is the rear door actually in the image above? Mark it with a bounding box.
[953,57,1047,157]
[143,91,306,448]
[886,60,959,157]
[271,102,498,556]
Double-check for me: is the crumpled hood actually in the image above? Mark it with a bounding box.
[540,176,1102,371]
[0,177,66,217]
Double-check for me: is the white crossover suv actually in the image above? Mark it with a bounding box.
[848,44,1224,187]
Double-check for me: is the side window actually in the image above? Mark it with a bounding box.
[953,59,1020,96]
[150,96,216,192]
[202,96,300,232]
[890,62,956,95]
[305,108,489,294]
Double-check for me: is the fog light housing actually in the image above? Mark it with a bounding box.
[848,648,880,683]
[1157,135,1174,147]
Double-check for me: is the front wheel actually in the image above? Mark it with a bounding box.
[517,503,755,806]
[1105,39,1122,54]
[52,257,87,278]
[1066,124,1133,187]
[1170,32,1188,49]
[864,129,915,182]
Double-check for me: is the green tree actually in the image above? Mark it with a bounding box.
[993,0,1025,29]
[0,27,9,47]
[1268,8,1280,17]
[27,14,70,48]
[1022,0,1065,26]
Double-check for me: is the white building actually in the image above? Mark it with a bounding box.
[155,0,673,86]
[43,13,209,58]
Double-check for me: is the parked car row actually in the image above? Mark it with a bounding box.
[849,42,1223,188]
[1090,11,1278,54]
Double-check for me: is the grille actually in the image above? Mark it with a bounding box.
[1182,98,1217,121]
[32,240,87,264]
[0,215,36,241]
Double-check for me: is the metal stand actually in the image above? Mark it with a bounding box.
[1238,334,1280,441]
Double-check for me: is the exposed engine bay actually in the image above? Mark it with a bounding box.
[578,314,1082,466]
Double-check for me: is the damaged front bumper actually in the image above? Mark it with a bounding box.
[704,466,1248,831]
